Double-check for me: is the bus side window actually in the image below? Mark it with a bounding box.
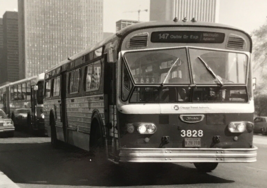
[69,69,80,94]
[10,86,14,100]
[53,76,60,96]
[22,83,26,100]
[18,84,22,100]
[14,85,18,100]
[45,80,51,98]
[85,65,93,91]
[26,82,31,100]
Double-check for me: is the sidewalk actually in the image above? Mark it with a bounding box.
[0,171,20,188]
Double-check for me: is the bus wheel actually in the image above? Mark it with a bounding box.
[194,163,218,173]
[89,119,105,164]
[51,119,60,148]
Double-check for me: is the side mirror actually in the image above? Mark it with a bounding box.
[34,85,38,91]
[252,77,257,90]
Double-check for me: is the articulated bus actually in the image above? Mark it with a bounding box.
[43,20,257,172]
[0,73,45,134]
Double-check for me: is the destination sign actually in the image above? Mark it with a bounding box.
[151,31,225,43]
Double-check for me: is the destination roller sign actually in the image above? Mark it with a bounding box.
[151,31,225,43]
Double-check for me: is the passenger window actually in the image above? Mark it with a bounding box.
[53,77,60,96]
[45,80,51,98]
[69,69,80,94]
[85,61,101,92]
[14,85,18,100]
[18,84,22,100]
[10,86,14,100]
[26,82,31,100]
[22,83,26,100]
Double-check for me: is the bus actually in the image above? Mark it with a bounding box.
[0,73,45,134]
[43,20,257,172]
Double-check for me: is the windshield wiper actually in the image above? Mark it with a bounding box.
[161,58,180,87]
[198,56,223,87]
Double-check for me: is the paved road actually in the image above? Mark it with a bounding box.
[0,132,266,188]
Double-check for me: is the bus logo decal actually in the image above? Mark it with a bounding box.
[180,115,205,123]
[174,105,179,111]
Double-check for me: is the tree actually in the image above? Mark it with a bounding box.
[254,94,267,116]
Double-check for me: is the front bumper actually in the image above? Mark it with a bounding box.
[0,125,15,132]
[119,146,257,163]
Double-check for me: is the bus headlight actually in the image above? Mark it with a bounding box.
[228,121,246,133]
[137,123,157,134]
[41,113,45,119]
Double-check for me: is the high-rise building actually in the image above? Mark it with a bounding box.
[1,12,19,84]
[150,0,220,23]
[18,0,103,78]
[0,19,3,84]
[116,20,139,32]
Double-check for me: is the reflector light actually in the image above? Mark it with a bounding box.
[126,124,135,133]
[228,121,246,133]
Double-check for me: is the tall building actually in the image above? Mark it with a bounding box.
[116,20,139,32]
[0,19,3,84]
[150,0,220,23]
[1,12,19,84]
[18,0,103,78]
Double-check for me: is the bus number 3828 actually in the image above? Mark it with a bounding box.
[181,130,204,137]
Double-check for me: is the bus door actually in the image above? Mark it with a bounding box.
[104,59,118,158]
[60,72,67,141]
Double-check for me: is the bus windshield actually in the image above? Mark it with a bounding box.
[122,48,249,103]
[190,49,248,84]
[124,48,190,85]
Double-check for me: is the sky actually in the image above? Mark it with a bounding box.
[0,0,267,34]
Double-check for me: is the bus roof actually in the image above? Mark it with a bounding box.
[116,20,251,37]
[45,20,251,74]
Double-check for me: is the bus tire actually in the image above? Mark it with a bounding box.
[89,118,105,164]
[50,115,60,148]
[194,162,218,173]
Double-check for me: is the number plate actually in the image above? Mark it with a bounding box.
[184,138,201,147]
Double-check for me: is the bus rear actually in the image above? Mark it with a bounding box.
[113,21,256,171]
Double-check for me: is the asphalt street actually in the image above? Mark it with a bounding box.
[0,132,266,188]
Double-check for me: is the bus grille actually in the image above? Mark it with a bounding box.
[227,36,245,49]
[129,35,148,48]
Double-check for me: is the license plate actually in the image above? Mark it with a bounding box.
[184,138,201,147]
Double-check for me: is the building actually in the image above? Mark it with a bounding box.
[18,0,103,78]
[0,19,3,84]
[150,0,220,23]
[1,12,19,84]
[116,20,139,32]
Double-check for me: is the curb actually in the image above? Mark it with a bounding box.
[0,171,20,188]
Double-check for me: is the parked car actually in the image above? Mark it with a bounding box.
[0,109,15,137]
[254,116,267,135]
[12,108,30,131]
